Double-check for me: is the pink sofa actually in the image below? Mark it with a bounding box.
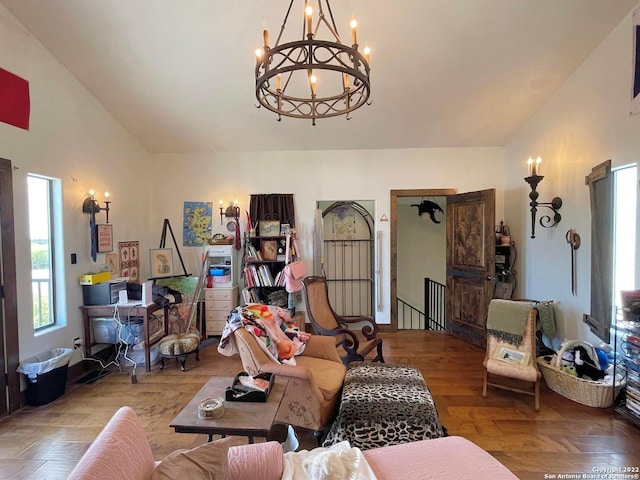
[68,406,518,480]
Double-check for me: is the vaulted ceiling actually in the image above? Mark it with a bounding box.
[2,0,638,153]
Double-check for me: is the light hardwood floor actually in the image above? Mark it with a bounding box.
[0,331,638,480]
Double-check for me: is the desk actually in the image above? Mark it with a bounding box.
[170,376,287,443]
[79,303,168,372]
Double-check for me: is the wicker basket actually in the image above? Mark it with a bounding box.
[536,340,623,408]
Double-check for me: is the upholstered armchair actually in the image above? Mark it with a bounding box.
[232,328,346,438]
[302,275,384,364]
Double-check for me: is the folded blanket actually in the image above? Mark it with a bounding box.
[536,302,556,339]
[486,300,532,345]
[282,441,377,480]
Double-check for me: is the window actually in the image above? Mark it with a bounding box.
[614,165,638,310]
[585,162,638,343]
[28,174,61,330]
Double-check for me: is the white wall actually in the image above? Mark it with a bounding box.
[504,3,640,343]
[397,200,447,311]
[0,5,153,363]
[150,148,504,324]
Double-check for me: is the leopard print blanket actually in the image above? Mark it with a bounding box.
[323,362,446,451]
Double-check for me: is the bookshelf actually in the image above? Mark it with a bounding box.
[613,290,640,427]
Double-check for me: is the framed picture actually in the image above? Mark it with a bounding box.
[259,220,280,237]
[261,240,278,261]
[149,248,174,278]
[96,224,113,253]
[280,223,290,236]
[105,253,119,274]
[118,241,139,282]
[494,346,530,366]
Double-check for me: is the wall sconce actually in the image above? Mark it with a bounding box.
[524,157,562,238]
[218,199,240,225]
[82,189,111,223]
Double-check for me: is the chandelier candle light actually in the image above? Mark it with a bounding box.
[524,156,563,239]
[255,0,372,125]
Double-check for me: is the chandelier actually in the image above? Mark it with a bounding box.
[255,0,371,125]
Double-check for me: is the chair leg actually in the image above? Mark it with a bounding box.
[375,341,385,363]
[534,380,540,411]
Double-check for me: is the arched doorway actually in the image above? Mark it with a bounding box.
[318,201,375,317]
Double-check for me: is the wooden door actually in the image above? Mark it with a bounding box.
[0,158,19,415]
[446,189,495,347]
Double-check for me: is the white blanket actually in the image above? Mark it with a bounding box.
[282,441,377,480]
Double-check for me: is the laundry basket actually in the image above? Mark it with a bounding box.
[536,340,623,408]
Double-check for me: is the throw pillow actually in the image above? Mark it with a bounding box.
[152,436,246,480]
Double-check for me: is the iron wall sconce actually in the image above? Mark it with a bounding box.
[82,190,111,223]
[218,200,240,225]
[524,159,562,238]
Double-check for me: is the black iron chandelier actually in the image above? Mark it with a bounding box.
[255,0,371,125]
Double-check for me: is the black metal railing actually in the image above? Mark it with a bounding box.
[425,277,446,330]
[397,297,424,329]
[397,278,446,330]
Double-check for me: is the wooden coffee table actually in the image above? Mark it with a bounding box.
[170,375,287,443]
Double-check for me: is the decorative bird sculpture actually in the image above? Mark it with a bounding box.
[411,200,444,224]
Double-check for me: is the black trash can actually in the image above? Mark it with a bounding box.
[17,348,73,406]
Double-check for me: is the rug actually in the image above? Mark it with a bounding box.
[322,362,446,451]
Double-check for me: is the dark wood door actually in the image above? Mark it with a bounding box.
[446,189,495,347]
[0,158,19,415]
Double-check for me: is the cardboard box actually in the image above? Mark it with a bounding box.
[79,271,111,285]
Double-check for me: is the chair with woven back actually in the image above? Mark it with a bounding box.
[482,299,541,411]
[301,275,384,365]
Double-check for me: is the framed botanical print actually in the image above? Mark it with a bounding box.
[149,248,174,278]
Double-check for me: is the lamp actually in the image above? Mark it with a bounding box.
[255,0,371,125]
[82,190,111,223]
[219,200,240,225]
[524,157,562,238]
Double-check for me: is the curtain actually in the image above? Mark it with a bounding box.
[249,194,295,229]
[584,160,613,343]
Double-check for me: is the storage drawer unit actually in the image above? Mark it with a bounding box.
[204,286,237,336]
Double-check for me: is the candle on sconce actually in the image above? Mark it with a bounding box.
[527,157,533,176]
[350,19,358,45]
[263,29,269,48]
[532,156,542,176]
[276,73,282,90]
[344,73,350,89]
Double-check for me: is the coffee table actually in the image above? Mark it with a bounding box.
[170,375,287,443]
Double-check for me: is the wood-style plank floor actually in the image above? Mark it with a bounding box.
[0,331,638,479]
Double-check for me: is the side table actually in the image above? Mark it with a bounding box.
[79,303,168,372]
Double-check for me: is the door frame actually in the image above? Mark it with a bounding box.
[390,189,457,331]
[0,158,20,415]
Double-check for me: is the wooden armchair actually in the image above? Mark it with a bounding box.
[232,328,346,439]
[482,299,541,411]
[301,276,384,365]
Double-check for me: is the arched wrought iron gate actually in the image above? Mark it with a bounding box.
[320,201,374,317]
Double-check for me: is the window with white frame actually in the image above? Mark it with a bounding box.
[614,164,638,310]
[28,174,61,330]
